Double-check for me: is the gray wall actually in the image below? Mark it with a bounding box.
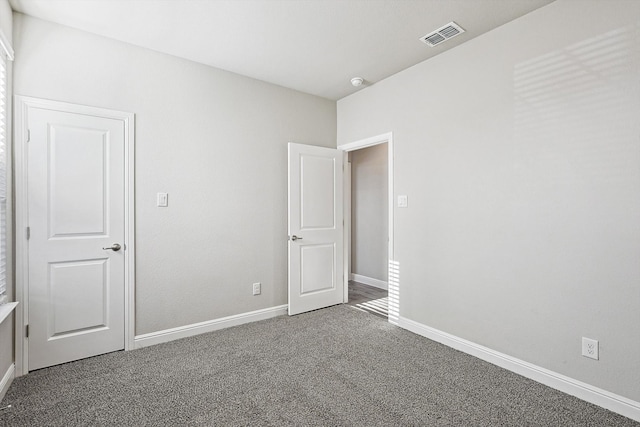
[350,143,388,282]
[338,0,640,402]
[0,0,10,39]
[0,317,11,385]
[13,13,336,335]
[0,313,12,394]
[0,0,13,391]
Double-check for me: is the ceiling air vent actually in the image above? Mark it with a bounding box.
[419,22,465,47]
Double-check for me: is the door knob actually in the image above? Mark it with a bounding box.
[102,243,122,251]
[290,235,303,241]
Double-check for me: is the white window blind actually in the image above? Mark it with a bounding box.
[0,49,7,297]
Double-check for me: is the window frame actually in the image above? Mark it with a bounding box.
[0,28,13,302]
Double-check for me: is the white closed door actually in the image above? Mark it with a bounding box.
[27,103,126,370]
[288,143,344,315]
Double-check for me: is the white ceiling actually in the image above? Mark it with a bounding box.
[9,0,554,100]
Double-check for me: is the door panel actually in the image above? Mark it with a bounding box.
[300,155,336,229]
[27,106,126,371]
[49,125,107,236]
[288,143,344,315]
[301,244,336,294]
[49,259,109,337]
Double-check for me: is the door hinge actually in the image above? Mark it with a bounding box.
[26,227,30,240]
[25,325,29,338]
[27,129,30,142]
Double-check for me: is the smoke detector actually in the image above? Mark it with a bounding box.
[351,77,364,87]
[419,22,465,47]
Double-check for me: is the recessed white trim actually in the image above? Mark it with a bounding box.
[0,302,17,325]
[14,96,135,376]
[339,132,393,152]
[0,28,14,61]
[398,316,640,422]
[0,363,15,403]
[344,162,351,303]
[338,132,394,310]
[134,305,288,349]
[123,103,136,352]
[351,274,388,290]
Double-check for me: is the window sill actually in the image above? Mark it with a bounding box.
[0,302,18,325]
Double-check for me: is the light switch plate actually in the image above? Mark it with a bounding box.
[398,195,408,208]
[253,282,261,296]
[157,193,168,207]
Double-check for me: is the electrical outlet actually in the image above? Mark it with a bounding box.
[582,337,599,360]
[252,282,261,296]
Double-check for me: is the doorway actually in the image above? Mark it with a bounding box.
[14,96,135,375]
[339,133,394,321]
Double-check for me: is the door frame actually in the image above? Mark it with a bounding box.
[338,132,394,311]
[14,96,136,376]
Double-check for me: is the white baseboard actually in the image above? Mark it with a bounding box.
[0,363,14,403]
[397,316,640,423]
[351,273,388,290]
[134,305,288,349]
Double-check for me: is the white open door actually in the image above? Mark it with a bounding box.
[288,143,344,315]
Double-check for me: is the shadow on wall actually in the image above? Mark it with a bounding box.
[514,24,639,187]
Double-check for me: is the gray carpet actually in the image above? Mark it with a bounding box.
[0,305,637,426]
